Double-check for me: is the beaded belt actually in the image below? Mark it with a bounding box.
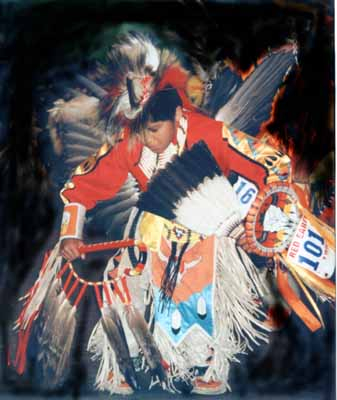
[139,212,203,251]
[163,220,204,244]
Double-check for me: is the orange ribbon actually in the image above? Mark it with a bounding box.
[276,262,322,332]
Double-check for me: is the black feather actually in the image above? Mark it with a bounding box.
[101,306,139,390]
[125,305,167,384]
[160,241,189,307]
[137,140,222,219]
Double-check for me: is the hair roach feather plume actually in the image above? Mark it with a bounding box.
[97,30,199,138]
[137,140,242,237]
[100,31,166,135]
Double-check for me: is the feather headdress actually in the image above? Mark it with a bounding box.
[98,31,201,137]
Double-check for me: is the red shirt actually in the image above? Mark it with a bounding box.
[61,111,280,210]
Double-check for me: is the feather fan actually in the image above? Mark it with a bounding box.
[137,140,242,237]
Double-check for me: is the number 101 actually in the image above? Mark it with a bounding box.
[298,229,324,271]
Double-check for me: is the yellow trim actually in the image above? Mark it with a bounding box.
[60,182,75,204]
[222,124,291,183]
[278,254,325,328]
[163,220,203,244]
[59,142,112,204]
[139,212,165,252]
[289,262,335,301]
[138,212,203,251]
[72,142,112,176]
[298,204,335,249]
[222,124,231,140]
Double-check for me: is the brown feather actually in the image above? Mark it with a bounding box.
[125,304,167,383]
[101,306,139,390]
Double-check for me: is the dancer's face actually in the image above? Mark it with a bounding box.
[142,107,182,154]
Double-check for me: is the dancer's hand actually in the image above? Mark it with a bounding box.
[60,238,85,261]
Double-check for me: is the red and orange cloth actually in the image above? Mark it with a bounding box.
[59,109,290,241]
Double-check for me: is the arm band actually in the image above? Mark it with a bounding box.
[60,203,86,240]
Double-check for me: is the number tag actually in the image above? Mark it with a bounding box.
[286,216,335,278]
[233,176,258,218]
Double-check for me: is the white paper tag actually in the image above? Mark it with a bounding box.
[286,216,335,279]
[61,211,70,226]
[233,176,258,218]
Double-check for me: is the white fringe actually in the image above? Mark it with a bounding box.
[151,237,269,391]
[38,277,63,346]
[87,320,126,394]
[203,237,269,384]
[153,324,210,387]
[54,304,76,381]
[20,243,62,331]
[38,277,77,382]
[86,212,269,394]
[87,262,140,395]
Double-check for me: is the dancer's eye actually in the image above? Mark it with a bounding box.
[148,127,158,133]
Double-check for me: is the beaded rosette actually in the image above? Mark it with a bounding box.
[242,182,335,331]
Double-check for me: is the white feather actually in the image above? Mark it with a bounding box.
[144,40,160,72]
[174,175,242,236]
[19,244,61,331]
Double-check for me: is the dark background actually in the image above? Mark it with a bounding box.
[0,0,335,399]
